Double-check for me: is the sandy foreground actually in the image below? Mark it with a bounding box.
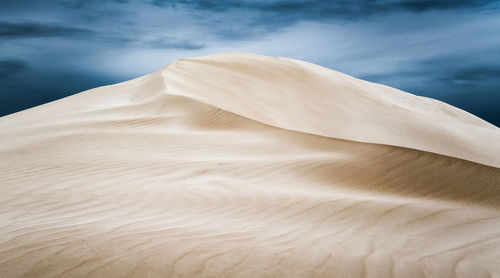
[0,52,499,277]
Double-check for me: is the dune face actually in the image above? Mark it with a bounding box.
[0,53,499,278]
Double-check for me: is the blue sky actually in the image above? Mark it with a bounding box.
[1,0,499,126]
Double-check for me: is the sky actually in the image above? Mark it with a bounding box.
[1,0,499,126]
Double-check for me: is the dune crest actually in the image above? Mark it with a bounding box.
[0,53,499,277]
[162,52,500,168]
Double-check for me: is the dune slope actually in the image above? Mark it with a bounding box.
[0,52,499,278]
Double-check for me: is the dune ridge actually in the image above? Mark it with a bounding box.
[162,52,500,168]
[0,52,499,277]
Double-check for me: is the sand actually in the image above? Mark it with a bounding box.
[0,52,499,277]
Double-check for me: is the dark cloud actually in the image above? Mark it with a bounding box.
[415,52,500,91]
[0,20,200,49]
[444,66,500,83]
[0,21,92,38]
[59,0,131,8]
[261,0,498,16]
[0,21,136,46]
[147,36,205,50]
[393,0,496,11]
[0,59,28,79]
[149,0,500,40]
[152,0,499,16]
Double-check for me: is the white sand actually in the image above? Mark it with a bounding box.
[0,52,499,277]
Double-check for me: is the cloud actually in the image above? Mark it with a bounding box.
[0,20,140,46]
[444,65,500,83]
[0,21,92,38]
[392,0,497,11]
[0,59,28,79]
[146,36,205,50]
[147,0,500,41]
[152,0,499,16]
[361,53,500,93]
[0,20,201,49]
[59,0,131,9]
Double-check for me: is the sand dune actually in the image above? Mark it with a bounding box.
[0,52,499,277]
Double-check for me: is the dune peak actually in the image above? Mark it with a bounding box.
[158,52,500,167]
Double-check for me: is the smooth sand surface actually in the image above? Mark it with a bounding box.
[0,52,499,277]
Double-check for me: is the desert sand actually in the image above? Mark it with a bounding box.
[0,52,499,277]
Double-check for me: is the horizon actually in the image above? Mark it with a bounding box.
[1,0,499,126]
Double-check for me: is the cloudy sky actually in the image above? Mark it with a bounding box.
[1,0,499,126]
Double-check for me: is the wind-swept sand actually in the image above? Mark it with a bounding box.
[0,52,499,277]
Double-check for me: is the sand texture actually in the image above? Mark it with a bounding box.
[1,52,499,277]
